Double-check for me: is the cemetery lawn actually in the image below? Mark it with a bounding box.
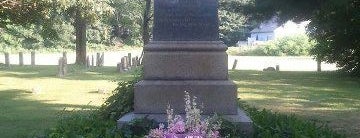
[230,70,360,137]
[1,67,359,137]
[0,65,134,138]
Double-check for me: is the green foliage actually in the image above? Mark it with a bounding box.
[108,0,145,46]
[246,0,360,75]
[120,118,158,138]
[309,0,360,75]
[240,102,344,138]
[40,111,121,138]
[219,0,256,46]
[235,34,315,56]
[99,67,143,120]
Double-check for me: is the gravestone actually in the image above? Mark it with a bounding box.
[127,53,132,67]
[118,0,252,135]
[31,51,35,66]
[57,57,67,77]
[19,52,24,66]
[4,52,10,68]
[91,55,94,67]
[96,53,101,67]
[63,52,67,65]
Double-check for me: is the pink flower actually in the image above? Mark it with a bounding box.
[168,115,186,133]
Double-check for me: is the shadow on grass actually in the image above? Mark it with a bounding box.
[0,89,98,138]
[0,65,134,81]
[230,70,360,137]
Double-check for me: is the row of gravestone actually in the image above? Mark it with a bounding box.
[57,52,106,77]
[117,53,141,73]
[2,52,36,68]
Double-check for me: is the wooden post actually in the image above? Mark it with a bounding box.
[96,53,100,67]
[232,59,238,70]
[317,59,322,72]
[276,65,280,71]
[4,52,10,68]
[31,51,35,66]
[19,52,24,66]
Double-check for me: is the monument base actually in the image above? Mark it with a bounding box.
[117,108,253,137]
[134,80,238,115]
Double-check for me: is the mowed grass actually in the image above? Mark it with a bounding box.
[1,65,359,137]
[230,70,360,137]
[0,65,134,138]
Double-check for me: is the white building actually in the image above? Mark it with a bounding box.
[245,18,310,46]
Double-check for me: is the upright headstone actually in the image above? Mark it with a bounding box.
[100,52,104,66]
[96,53,101,67]
[63,52,67,65]
[117,62,124,73]
[276,65,280,71]
[4,52,10,68]
[132,57,137,68]
[127,53,132,67]
[119,0,252,135]
[19,52,24,66]
[135,56,140,66]
[121,57,127,71]
[31,51,35,66]
[232,59,238,70]
[123,56,129,70]
[91,55,94,67]
[58,57,67,77]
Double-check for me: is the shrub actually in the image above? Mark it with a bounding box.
[236,34,315,56]
[99,67,142,120]
[239,102,344,138]
[38,110,122,138]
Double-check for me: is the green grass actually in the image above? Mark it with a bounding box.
[1,66,359,137]
[230,70,360,137]
[0,65,134,137]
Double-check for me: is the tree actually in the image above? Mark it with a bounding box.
[54,0,113,65]
[0,0,49,27]
[243,0,360,75]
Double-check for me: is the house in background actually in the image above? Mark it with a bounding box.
[243,18,310,46]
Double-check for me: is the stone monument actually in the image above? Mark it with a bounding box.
[118,0,252,134]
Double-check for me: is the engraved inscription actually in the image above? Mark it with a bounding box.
[153,0,219,41]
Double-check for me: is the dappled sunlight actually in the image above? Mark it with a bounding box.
[231,70,360,137]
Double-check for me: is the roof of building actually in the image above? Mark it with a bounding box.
[251,21,279,33]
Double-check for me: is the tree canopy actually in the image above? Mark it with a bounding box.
[245,0,360,75]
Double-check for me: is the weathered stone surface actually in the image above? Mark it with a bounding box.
[4,52,10,67]
[31,51,35,66]
[144,51,228,80]
[153,0,219,41]
[134,80,237,115]
[19,52,24,66]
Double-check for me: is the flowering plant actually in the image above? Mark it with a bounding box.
[146,91,221,138]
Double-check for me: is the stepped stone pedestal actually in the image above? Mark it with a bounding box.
[118,0,252,136]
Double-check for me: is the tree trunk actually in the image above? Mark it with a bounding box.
[75,10,87,65]
[140,0,152,64]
